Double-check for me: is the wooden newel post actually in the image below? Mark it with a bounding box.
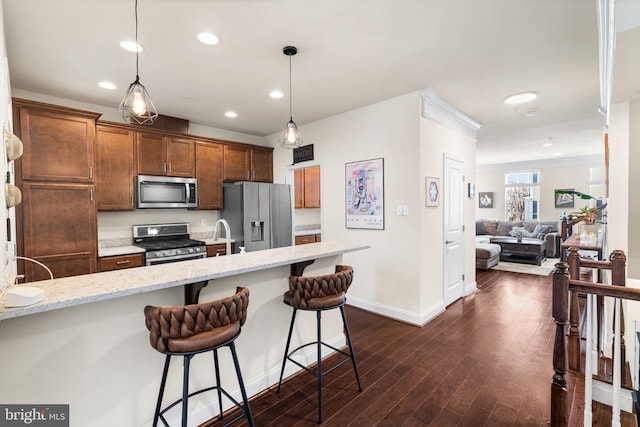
[610,250,628,378]
[567,248,581,371]
[552,262,570,427]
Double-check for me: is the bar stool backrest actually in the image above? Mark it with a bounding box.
[144,286,249,353]
[287,265,353,309]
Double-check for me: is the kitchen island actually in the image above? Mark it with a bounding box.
[0,241,368,426]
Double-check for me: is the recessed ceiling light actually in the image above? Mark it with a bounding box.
[525,110,538,117]
[197,32,220,45]
[543,142,553,147]
[504,92,537,105]
[269,90,284,99]
[555,152,563,156]
[120,40,143,52]
[225,111,237,118]
[98,81,117,90]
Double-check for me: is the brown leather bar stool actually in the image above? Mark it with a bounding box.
[276,265,362,423]
[144,287,254,427]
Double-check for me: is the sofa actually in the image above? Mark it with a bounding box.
[476,219,561,258]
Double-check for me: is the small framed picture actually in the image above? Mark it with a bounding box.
[468,183,475,198]
[554,188,575,208]
[425,176,439,207]
[479,192,493,209]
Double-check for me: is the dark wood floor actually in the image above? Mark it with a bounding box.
[204,269,556,426]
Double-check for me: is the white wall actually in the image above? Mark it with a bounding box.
[0,0,17,289]
[628,101,640,279]
[270,91,477,325]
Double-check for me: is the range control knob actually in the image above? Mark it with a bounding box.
[188,248,194,253]
[194,247,200,252]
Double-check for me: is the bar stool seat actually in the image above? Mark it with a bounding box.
[144,286,254,427]
[277,265,362,423]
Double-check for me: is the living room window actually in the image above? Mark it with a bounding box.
[504,171,540,221]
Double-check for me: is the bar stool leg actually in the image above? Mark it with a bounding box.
[213,349,223,420]
[340,305,362,391]
[277,308,298,392]
[182,355,192,427]
[229,341,254,427]
[316,309,322,424]
[153,355,171,427]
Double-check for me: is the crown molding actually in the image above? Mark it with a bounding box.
[420,88,481,140]
[476,154,604,173]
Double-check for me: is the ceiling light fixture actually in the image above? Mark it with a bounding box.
[504,91,537,105]
[225,111,237,118]
[197,32,220,45]
[278,46,303,149]
[117,0,158,125]
[98,81,117,90]
[269,90,284,99]
[525,110,538,117]
[119,41,142,53]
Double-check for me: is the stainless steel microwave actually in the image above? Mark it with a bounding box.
[136,175,197,209]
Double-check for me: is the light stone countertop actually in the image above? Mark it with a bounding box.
[98,245,146,257]
[0,241,369,321]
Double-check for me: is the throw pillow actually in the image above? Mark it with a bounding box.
[476,221,486,235]
[533,224,552,239]
[482,220,498,235]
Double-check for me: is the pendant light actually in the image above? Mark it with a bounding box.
[117,0,158,125]
[279,46,303,148]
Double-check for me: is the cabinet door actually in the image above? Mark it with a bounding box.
[303,166,321,208]
[136,132,166,176]
[250,149,273,182]
[96,125,135,210]
[21,182,97,281]
[195,141,223,209]
[99,253,145,271]
[223,145,251,181]
[18,107,96,183]
[294,168,304,208]
[166,137,195,177]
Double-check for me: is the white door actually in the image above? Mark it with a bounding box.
[443,156,465,306]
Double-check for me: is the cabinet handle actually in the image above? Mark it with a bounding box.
[163,162,167,173]
[131,196,134,207]
[116,260,131,265]
[252,170,255,180]
[90,189,94,201]
[89,166,93,178]
[246,170,250,180]
[168,163,172,173]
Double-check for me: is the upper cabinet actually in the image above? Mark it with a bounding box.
[195,141,223,210]
[136,132,195,177]
[96,124,135,210]
[14,99,100,183]
[294,166,321,208]
[223,145,273,182]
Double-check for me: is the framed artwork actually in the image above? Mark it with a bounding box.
[554,188,575,208]
[468,183,475,198]
[425,176,439,207]
[479,192,493,208]
[345,158,384,229]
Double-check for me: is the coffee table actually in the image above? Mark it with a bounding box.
[491,237,546,266]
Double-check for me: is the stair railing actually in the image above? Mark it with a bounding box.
[551,249,638,427]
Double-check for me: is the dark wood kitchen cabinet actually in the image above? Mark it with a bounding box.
[206,243,235,257]
[195,141,223,209]
[96,124,135,210]
[223,145,273,182]
[99,253,145,272]
[14,99,100,183]
[294,166,320,208]
[136,132,195,177]
[20,182,97,281]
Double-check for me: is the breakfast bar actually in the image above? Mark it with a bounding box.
[0,241,369,427]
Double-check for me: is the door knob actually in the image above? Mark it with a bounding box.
[445,240,453,244]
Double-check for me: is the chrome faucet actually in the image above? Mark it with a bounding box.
[212,219,232,255]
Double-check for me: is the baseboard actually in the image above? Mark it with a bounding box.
[592,379,634,413]
[465,281,478,296]
[168,334,347,426]
[346,295,445,327]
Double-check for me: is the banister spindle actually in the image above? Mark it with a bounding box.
[551,262,570,427]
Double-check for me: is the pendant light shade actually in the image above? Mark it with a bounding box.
[279,46,303,148]
[117,0,158,125]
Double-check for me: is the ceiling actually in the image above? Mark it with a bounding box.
[3,0,639,165]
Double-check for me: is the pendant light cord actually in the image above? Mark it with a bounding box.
[135,0,140,80]
[288,53,293,120]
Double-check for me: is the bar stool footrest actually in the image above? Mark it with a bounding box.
[285,340,356,379]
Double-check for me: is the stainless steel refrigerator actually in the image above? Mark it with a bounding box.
[222,182,293,253]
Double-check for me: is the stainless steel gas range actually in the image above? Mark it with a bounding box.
[133,223,206,266]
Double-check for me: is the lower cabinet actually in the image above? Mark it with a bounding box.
[206,243,235,257]
[99,253,145,272]
[295,234,321,245]
[20,182,97,281]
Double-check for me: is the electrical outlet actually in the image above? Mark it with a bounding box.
[201,218,207,227]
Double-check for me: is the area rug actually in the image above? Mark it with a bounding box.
[492,258,559,276]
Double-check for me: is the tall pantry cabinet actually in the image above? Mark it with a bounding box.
[13,99,101,281]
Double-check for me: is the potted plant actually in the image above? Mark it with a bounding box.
[554,190,606,240]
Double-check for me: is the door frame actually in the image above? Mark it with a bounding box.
[443,154,465,306]
[285,160,324,244]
